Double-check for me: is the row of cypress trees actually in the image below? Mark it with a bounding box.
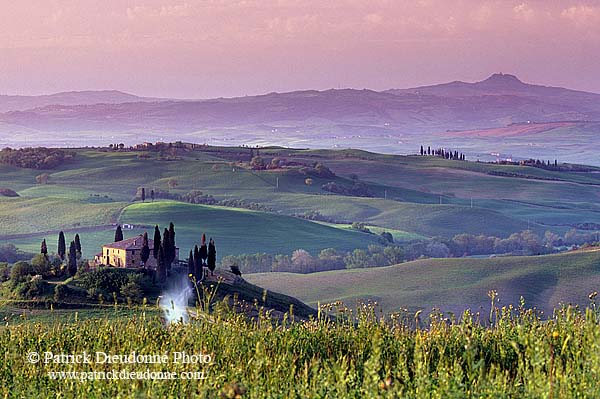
[188,234,216,282]
[40,231,81,277]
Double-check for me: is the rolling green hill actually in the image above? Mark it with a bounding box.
[7,201,380,259]
[119,201,379,257]
[246,249,600,315]
[1,146,599,260]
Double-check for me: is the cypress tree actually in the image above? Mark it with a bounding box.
[207,238,216,276]
[74,234,82,255]
[41,239,48,255]
[156,244,167,283]
[188,250,194,277]
[140,232,150,267]
[420,145,424,156]
[141,187,146,202]
[199,234,208,266]
[194,245,202,281]
[150,189,155,202]
[163,228,172,270]
[168,222,176,266]
[58,231,66,260]
[68,241,77,277]
[153,225,161,259]
[115,225,124,242]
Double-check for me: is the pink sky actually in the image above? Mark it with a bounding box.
[1,0,599,98]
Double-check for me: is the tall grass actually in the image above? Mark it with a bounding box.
[2,296,600,398]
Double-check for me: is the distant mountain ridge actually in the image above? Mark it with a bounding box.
[0,90,165,113]
[1,74,599,166]
[387,73,600,99]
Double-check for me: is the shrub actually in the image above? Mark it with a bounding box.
[53,284,70,302]
[78,268,135,295]
[120,281,143,303]
[0,188,19,197]
[9,261,35,286]
[13,278,49,299]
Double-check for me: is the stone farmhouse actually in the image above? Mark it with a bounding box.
[94,235,179,269]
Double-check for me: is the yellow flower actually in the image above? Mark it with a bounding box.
[552,331,559,339]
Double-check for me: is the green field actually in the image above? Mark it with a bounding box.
[120,201,379,256]
[247,249,600,315]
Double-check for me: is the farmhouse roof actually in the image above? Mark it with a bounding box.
[103,236,154,250]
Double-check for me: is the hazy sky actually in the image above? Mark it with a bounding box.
[1,0,599,98]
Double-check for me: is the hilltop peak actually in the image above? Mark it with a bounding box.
[480,73,524,86]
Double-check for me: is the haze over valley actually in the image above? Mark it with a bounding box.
[2,73,600,165]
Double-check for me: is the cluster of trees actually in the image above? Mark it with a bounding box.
[152,223,177,283]
[419,146,465,161]
[78,268,153,303]
[0,147,73,169]
[299,162,336,178]
[0,244,34,263]
[187,234,217,282]
[134,187,273,212]
[134,187,155,202]
[221,228,600,275]
[54,231,82,277]
[294,210,342,224]
[404,229,600,260]
[221,244,405,274]
[516,159,558,169]
[321,181,373,197]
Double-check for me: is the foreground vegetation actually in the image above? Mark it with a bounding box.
[2,298,600,397]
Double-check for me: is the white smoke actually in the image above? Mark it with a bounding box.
[159,274,193,324]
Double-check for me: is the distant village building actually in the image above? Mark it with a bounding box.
[94,235,179,269]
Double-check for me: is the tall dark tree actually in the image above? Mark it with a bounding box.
[41,239,48,255]
[74,234,82,255]
[58,231,66,260]
[150,189,155,202]
[140,232,150,267]
[420,145,424,156]
[153,225,161,259]
[67,241,77,277]
[207,238,216,276]
[427,146,431,155]
[194,245,202,281]
[167,222,176,267]
[163,228,173,270]
[188,250,194,277]
[156,244,167,283]
[199,233,208,266]
[115,225,124,242]
[141,187,146,202]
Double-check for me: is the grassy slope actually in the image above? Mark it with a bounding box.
[247,249,600,315]
[120,201,379,256]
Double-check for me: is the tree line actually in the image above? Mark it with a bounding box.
[419,146,465,161]
[0,147,73,169]
[220,228,600,275]
[187,234,217,282]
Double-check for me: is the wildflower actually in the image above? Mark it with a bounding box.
[552,331,559,339]
[589,292,598,300]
